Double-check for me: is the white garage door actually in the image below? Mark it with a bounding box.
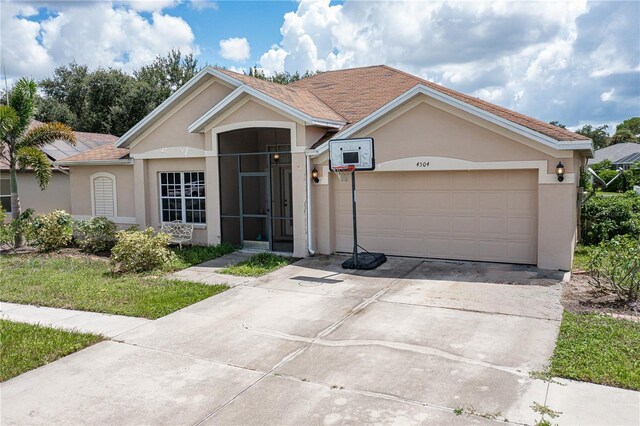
[333,170,538,264]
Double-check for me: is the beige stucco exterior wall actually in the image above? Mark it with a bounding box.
[13,171,71,214]
[311,97,583,270]
[68,165,135,224]
[130,78,234,155]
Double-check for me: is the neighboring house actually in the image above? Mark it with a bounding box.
[0,121,117,214]
[588,143,640,170]
[56,66,593,270]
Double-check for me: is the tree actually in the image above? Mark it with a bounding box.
[610,128,639,145]
[575,124,610,150]
[0,78,76,246]
[134,49,199,106]
[616,117,640,137]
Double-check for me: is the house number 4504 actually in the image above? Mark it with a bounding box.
[416,161,430,168]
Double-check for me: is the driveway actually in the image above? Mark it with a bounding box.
[2,255,568,425]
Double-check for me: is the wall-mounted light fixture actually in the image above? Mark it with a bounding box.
[311,167,319,183]
[556,162,565,182]
[273,153,280,164]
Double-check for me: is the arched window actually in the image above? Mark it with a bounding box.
[91,172,117,217]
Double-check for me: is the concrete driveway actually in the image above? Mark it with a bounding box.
[2,256,569,425]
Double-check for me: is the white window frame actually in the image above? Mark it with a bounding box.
[158,171,206,225]
[90,172,117,217]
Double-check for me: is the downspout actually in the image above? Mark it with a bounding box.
[306,154,316,255]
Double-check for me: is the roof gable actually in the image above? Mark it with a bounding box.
[292,65,590,143]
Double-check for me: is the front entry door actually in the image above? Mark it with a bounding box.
[240,173,271,250]
[281,167,293,236]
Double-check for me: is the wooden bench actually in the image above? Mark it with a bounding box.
[160,221,194,248]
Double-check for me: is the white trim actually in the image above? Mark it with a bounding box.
[73,215,137,225]
[55,159,133,166]
[90,172,117,217]
[374,156,576,184]
[189,85,344,134]
[131,147,206,160]
[308,85,594,156]
[157,170,207,226]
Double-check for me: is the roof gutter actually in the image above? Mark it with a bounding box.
[54,159,134,167]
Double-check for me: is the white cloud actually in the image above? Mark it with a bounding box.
[1,1,198,80]
[219,37,250,62]
[188,0,218,11]
[601,89,615,102]
[259,0,640,126]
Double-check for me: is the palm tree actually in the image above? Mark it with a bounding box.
[0,78,76,247]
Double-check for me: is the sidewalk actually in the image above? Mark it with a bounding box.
[170,250,257,286]
[0,302,151,337]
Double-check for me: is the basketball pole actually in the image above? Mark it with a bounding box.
[351,170,358,268]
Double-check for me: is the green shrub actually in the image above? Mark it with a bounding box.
[75,217,117,253]
[0,208,35,249]
[29,210,73,251]
[581,192,640,245]
[588,235,640,305]
[110,228,175,273]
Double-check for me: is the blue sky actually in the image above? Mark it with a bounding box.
[2,0,639,130]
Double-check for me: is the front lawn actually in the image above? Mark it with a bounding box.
[171,243,235,269]
[0,320,102,382]
[0,254,227,319]
[220,252,292,277]
[550,312,640,390]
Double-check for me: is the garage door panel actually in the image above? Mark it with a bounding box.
[452,215,478,234]
[425,192,453,211]
[333,170,537,264]
[477,192,508,211]
[453,192,479,210]
[478,216,507,235]
[427,214,452,234]
[400,192,427,210]
[402,215,427,233]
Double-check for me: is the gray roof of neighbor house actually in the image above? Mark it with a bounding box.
[588,143,640,165]
[1,121,117,170]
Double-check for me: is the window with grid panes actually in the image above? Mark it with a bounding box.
[159,171,206,224]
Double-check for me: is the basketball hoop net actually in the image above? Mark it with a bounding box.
[332,165,355,182]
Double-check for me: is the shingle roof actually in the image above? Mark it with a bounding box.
[1,121,118,169]
[216,69,346,123]
[290,65,589,143]
[57,143,130,163]
[588,143,640,164]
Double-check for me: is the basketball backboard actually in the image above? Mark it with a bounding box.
[329,138,375,171]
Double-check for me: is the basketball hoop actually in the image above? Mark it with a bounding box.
[332,165,355,182]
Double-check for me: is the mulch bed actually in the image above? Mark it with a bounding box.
[562,271,639,319]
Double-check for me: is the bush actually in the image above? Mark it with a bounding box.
[0,208,35,249]
[29,210,73,251]
[581,192,640,245]
[587,235,640,305]
[75,217,117,253]
[110,228,175,273]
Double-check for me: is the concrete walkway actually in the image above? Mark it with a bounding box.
[170,250,256,286]
[0,302,151,338]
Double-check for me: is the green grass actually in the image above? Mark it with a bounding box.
[0,254,227,319]
[0,320,102,382]
[170,243,235,270]
[573,244,594,271]
[220,252,292,277]
[550,311,640,390]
